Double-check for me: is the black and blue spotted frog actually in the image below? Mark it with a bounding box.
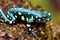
[0,8,51,36]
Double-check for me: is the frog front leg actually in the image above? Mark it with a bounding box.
[26,18,36,36]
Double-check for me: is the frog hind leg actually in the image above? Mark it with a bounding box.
[26,18,37,36]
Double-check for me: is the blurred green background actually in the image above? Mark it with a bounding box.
[30,0,60,25]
